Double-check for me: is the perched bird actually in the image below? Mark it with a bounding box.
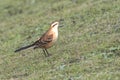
[15,21,59,57]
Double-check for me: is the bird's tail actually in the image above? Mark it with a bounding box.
[14,44,35,52]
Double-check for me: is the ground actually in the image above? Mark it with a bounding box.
[0,0,120,80]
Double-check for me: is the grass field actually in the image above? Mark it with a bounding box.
[0,0,120,80]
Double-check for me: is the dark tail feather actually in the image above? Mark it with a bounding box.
[14,44,34,52]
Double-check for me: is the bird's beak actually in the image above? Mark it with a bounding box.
[59,24,63,27]
[59,19,64,27]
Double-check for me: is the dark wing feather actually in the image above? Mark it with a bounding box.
[33,34,53,48]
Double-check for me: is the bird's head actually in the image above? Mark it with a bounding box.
[50,21,59,29]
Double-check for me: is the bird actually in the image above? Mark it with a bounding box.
[14,21,59,57]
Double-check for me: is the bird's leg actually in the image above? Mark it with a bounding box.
[45,49,50,57]
[42,49,47,57]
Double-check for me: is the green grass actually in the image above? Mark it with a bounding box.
[0,0,120,80]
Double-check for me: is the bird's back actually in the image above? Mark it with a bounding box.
[33,26,58,49]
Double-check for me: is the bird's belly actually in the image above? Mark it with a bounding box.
[42,40,57,49]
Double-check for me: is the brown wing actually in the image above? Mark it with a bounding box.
[40,33,53,44]
[33,33,53,49]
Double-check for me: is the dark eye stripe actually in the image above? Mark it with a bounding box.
[52,23,57,27]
